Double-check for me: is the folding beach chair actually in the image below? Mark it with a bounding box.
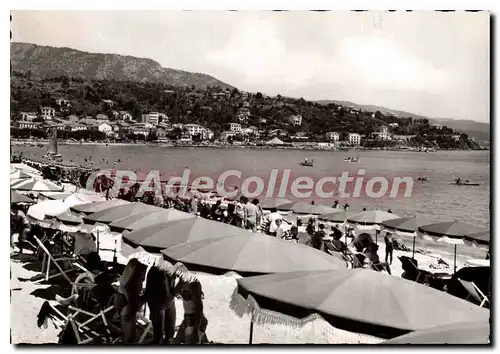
[40,286,153,344]
[33,235,84,284]
[398,256,431,284]
[458,278,490,308]
[343,248,366,269]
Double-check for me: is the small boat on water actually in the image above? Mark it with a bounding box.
[344,156,359,162]
[44,128,63,160]
[417,177,428,181]
[299,159,314,167]
[451,182,480,186]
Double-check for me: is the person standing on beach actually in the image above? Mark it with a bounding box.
[332,200,339,209]
[252,199,263,229]
[114,258,148,344]
[275,219,287,239]
[244,198,259,232]
[11,204,31,255]
[144,263,181,344]
[312,224,326,250]
[234,197,247,228]
[384,232,394,265]
[267,208,282,236]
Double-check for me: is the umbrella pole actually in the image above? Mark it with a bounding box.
[96,230,100,256]
[249,318,254,344]
[453,244,457,274]
[412,236,416,259]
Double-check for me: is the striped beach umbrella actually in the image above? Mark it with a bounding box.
[11,178,64,192]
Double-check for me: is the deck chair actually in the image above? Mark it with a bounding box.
[33,235,84,284]
[399,256,431,284]
[458,278,490,308]
[344,248,366,269]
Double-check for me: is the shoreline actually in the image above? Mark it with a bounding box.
[10,139,487,152]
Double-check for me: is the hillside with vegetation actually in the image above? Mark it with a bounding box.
[10,73,482,150]
[11,42,233,89]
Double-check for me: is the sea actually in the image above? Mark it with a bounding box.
[12,144,490,231]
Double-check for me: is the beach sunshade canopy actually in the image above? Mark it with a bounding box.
[11,178,64,192]
[27,200,72,221]
[318,210,357,223]
[384,321,490,344]
[266,137,284,145]
[70,199,130,214]
[260,198,293,209]
[10,163,42,175]
[10,170,33,180]
[464,230,490,245]
[162,234,347,275]
[123,217,250,252]
[382,216,429,233]
[39,192,73,200]
[346,210,399,226]
[231,269,489,339]
[83,202,161,224]
[55,211,84,225]
[10,190,34,205]
[418,221,485,240]
[109,209,195,232]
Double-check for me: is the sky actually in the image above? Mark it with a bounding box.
[11,10,490,122]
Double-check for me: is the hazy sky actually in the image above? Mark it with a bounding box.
[12,11,490,122]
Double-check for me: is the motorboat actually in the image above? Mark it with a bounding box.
[299,159,314,167]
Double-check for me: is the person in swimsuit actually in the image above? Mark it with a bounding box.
[114,258,148,344]
[176,277,208,344]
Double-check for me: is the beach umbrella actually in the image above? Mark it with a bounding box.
[161,234,347,276]
[10,170,33,180]
[464,230,490,245]
[123,217,250,252]
[10,190,34,205]
[230,269,489,341]
[70,199,130,214]
[381,216,429,257]
[38,192,73,201]
[54,211,84,225]
[418,221,487,273]
[27,200,71,221]
[83,202,161,224]
[384,321,490,344]
[347,210,400,226]
[109,209,195,232]
[11,178,64,192]
[10,163,42,176]
[260,198,293,209]
[318,210,358,223]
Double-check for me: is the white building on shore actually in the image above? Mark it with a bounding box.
[348,133,361,145]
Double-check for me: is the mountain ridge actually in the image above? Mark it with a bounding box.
[10,42,234,89]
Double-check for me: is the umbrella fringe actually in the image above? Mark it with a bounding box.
[229,288,322,329]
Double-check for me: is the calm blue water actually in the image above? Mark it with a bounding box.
[12,144,490,229]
